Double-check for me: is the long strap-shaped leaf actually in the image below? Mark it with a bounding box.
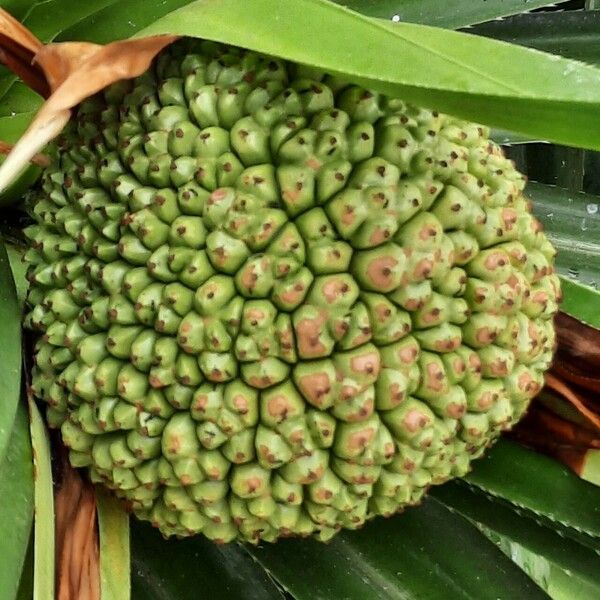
[0,403,33,600]
[247,499,549,599]
[472,10,600,67]
[332,0,571,29]
[433,482,600,599]
[28,397,55,600]
[130,521,285,600]
[136,0,600,151]
[0,241,22,463]
[464,440,600,539]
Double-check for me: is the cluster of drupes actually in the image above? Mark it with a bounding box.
[25,40,559,542]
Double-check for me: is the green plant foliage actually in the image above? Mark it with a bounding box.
[527,181,600,304]
[0,85,42,206]
[0,241,23,462]
[0,404,33,600]
[332,0,571,29]
[465,440,600,540]
[558,278,600,329]
[12,0,120,42]
[130,521,284,600]
[27,398,54,600]
[248,499,549,599]
[0,0,34,20]
[54,0,192,44]
[472,10,600,67]
[434,482,600,599]
[5,245,28,308]
[522,180,600,326]
[129,499,548,599]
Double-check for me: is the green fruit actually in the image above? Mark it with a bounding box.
[24,39,559,543]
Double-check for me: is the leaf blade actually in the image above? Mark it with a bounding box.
[433,482,600,599]
[558,279,600,329]
[130,520,284,600]
[332,0,571,29]
[54,0,193,44]
[0,403,33,600]
[248,499,548,600]
[472,11,600,67]
[16,0,121,43]
[28,397,55,600]
[0,239,23,463]
[465,440,600,539]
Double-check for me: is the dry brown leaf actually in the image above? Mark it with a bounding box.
[511,427,597,476]
[55,451,100,600]
[555,312,600,372]
[41,35,179,112]
[0,7,178,191]
[521,404,599,447]
[0,9,48,97]
[511,402,600,478]
[0,8,42,54]
[0,140,50,167]
[34,41,102,93]
[513,311,600,479]
[545,372,600,430]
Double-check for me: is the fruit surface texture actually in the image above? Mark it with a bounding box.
[25,40,559,543]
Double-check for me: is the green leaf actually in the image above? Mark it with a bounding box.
[130,520,284,600]
[332,0,571,29]
[578,450,600,487]
[0,403,33,600]
[465,440,600,540]
[0,112,38,143]
[527,181,600,291]
[472,11,600,67]
[0,165,41,208]
[525,177,600,327]
[97,489,130,600]
[433,482,600,600]
[54,0,193,44]
[135,0,600,151]
[0,0,49,24]
[0,0,36,21]
[559,278,600,329]
[12,0,121,43]
[5,244,28,308]
[248,498,548,600]
[0,240,22,463]
[15,534,33,600]
[28,397,55,600]
[0,83,42,118]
